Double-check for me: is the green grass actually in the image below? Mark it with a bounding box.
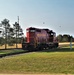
[63,46,74,48]
[0,48,74,74]
[0,49,25,55]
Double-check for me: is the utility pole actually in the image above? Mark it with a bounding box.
[70,36,72,50]
[18,16,19,24]
[16,16,19,48]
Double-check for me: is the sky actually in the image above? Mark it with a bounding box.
[0,0,74,36]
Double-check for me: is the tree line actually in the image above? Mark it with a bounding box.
[0,18,73,49]
[0,18,24,49]
[57,34,74,42]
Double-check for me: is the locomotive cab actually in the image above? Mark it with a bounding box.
[26,27,35,44]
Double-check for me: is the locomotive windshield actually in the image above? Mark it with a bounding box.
[26,30,35,32]
[30,30,35,32]
[26,27,36,32]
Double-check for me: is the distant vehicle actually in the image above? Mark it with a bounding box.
[22,27,58,51]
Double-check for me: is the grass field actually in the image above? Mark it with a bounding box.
[0,49,25,55]
[0,43,74,74]
[0,48,74,74]
[0,44,22,49]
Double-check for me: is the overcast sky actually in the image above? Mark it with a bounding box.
[0,0,74,36]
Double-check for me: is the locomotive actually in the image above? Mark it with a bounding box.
[22,27,58,50]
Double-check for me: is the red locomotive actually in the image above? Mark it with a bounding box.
[22,27,58,50]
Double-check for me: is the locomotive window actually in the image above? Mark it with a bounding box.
[51,33,54,35]
[26,30,29,32]
[30,30,35,32]
[26,30,35,32]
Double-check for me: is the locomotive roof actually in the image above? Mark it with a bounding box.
[27,27,43,29]
[27,27,50,30]
[26,27,55,33]
[26,27,36,30]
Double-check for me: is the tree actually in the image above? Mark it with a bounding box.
[62,35,68,42]
[70,35,73,42]
[0,37,5,46]
[13,22,24,48]
[7,27,14,46]
[57,34,74,42]
[1,19,10,49]
[57,34,63,42]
